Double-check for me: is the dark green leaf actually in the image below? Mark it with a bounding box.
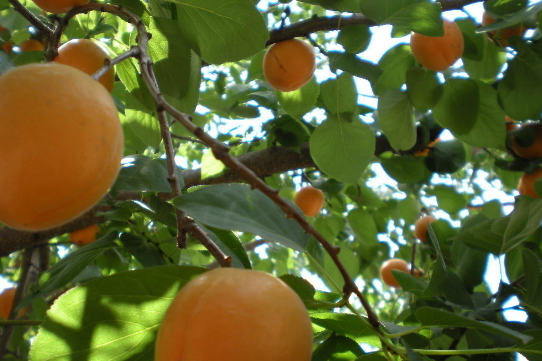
[406,67,442,112]
[424,139,467,174]
[377,90,416,151]
[380,156,426,184]
[328,52,382,85]
[338,25,371,54]
[120,233,167,267]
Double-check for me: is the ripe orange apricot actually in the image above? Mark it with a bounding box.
[0,63,123,231]
[0,288,27,320]
[32,0,89,14]
[410,20,464,71]
[511,123,542,159]
[482,12,526,47]
[69,224,100,245]
[518,168,542,198]
[294,186,325,217]
[262,38,316,92]
[19,39,44,52]
[53,39,115,92]
[414,215,436,243]
[380,259,411,288]
[0,25,12,53]
[155,268,313,361]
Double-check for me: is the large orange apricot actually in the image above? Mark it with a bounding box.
[69,224,100,245]
[511,123,542,159]
[32,0,89,14]
[518,168,542,198]
[414,215,436,243]
[262,39,316,92]
[410,20,464,71]
[482,12,526,47]
[19,39,44,52]
[294,186,325,217]
[53,39,115,92]
[0,63,123,231]
[0,25,12,53]
[380,259,411,288]
[0,288,26,319]
[155,268,313,361]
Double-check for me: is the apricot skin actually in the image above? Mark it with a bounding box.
[263,39,316,92]
[19,39,44,52]
[0,288,26,320]
[380,259,410,289]
[414,215,436,243]
[70,224,100,245]
[410,20,464,71]
[54,39,115,92]
[0,25,12,53]
[511,123,542,159]
[32,0,90,14]
[0,63,123,231]
[155,268,313,361]
[294,186,325,217]
[518,169,542,198]
[482,12,526,47]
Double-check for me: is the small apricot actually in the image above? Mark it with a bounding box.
[294,186,325,217]
[482,12,526,47]
[53,39,115,92]
[19,39,44,52]
[511,123,542,159]
[0,63,123,231]
[414,215,436,243]
[0,288,27,320]
[410,20,464,71]
[155,268,313,361]
[32,0,90,14]
[518,168,542,198]
[69,224,100,245]
[380,259,412,288]
[262,39,316,92]
[415,138,440,157]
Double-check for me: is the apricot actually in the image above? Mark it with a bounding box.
[155,268,313,361]
[511,123,542,159]
[53,39,115,92]
[0,288,26,320]
[415,138,440,157]
[0,63,123,231]
[380,259,411,288]
[518,168,542,198]
[414,215,436,243]
[69,224,100,245]
[294,186,325,217]
[0,25,12,53]
[32,0,90,14]
[19,39,44,52]
[262,38,316,92]
[505,115,519,132]
[410,20,464,71]
[482,12,526,47]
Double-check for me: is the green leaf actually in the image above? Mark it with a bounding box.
[454,214,510,254]
[203,226,252,269]
[30,266,207,361]
[201,150,226,179]
[111,155,184,194]
[406,67,442,112]
[311,313,374,339]
[279,274,316,302]
[424,139,467,174]
[503,196,542,253]
[380,156,426,184]
[171,0,268,64]
[276,77,319,119]
[432,78,480,136]
[310,115,375,184]
[498,41,542,120]
[455,82,506,148]
[485,0,528,15]
[360,0,443,36]
[297,0,360,12]
[120,233,167,267]
[452,240,488,292]
[313,334,364,361]
[321,73,357,114]
[377,89,416,151]
[338,25,371,54]
[416,307,533,344]
[38,232,118,294]
[522,249,542,317]
[347,208,378,245]
[375,44,416,95]
[173,184,310,252]
[328,51,382,85]
[425,185,467,214]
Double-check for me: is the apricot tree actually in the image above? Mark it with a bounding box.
[0,0,542,360]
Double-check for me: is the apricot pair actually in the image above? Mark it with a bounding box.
[155,268,313,361]
[0,62,123,231]
[294,186,325,217]
[410,20,464,71]
[263,38,316,92]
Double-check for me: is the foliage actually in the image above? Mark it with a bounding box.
[0,0,541,360]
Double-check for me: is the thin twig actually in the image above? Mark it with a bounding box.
[7,0,53,36]
[92,46,140,81]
